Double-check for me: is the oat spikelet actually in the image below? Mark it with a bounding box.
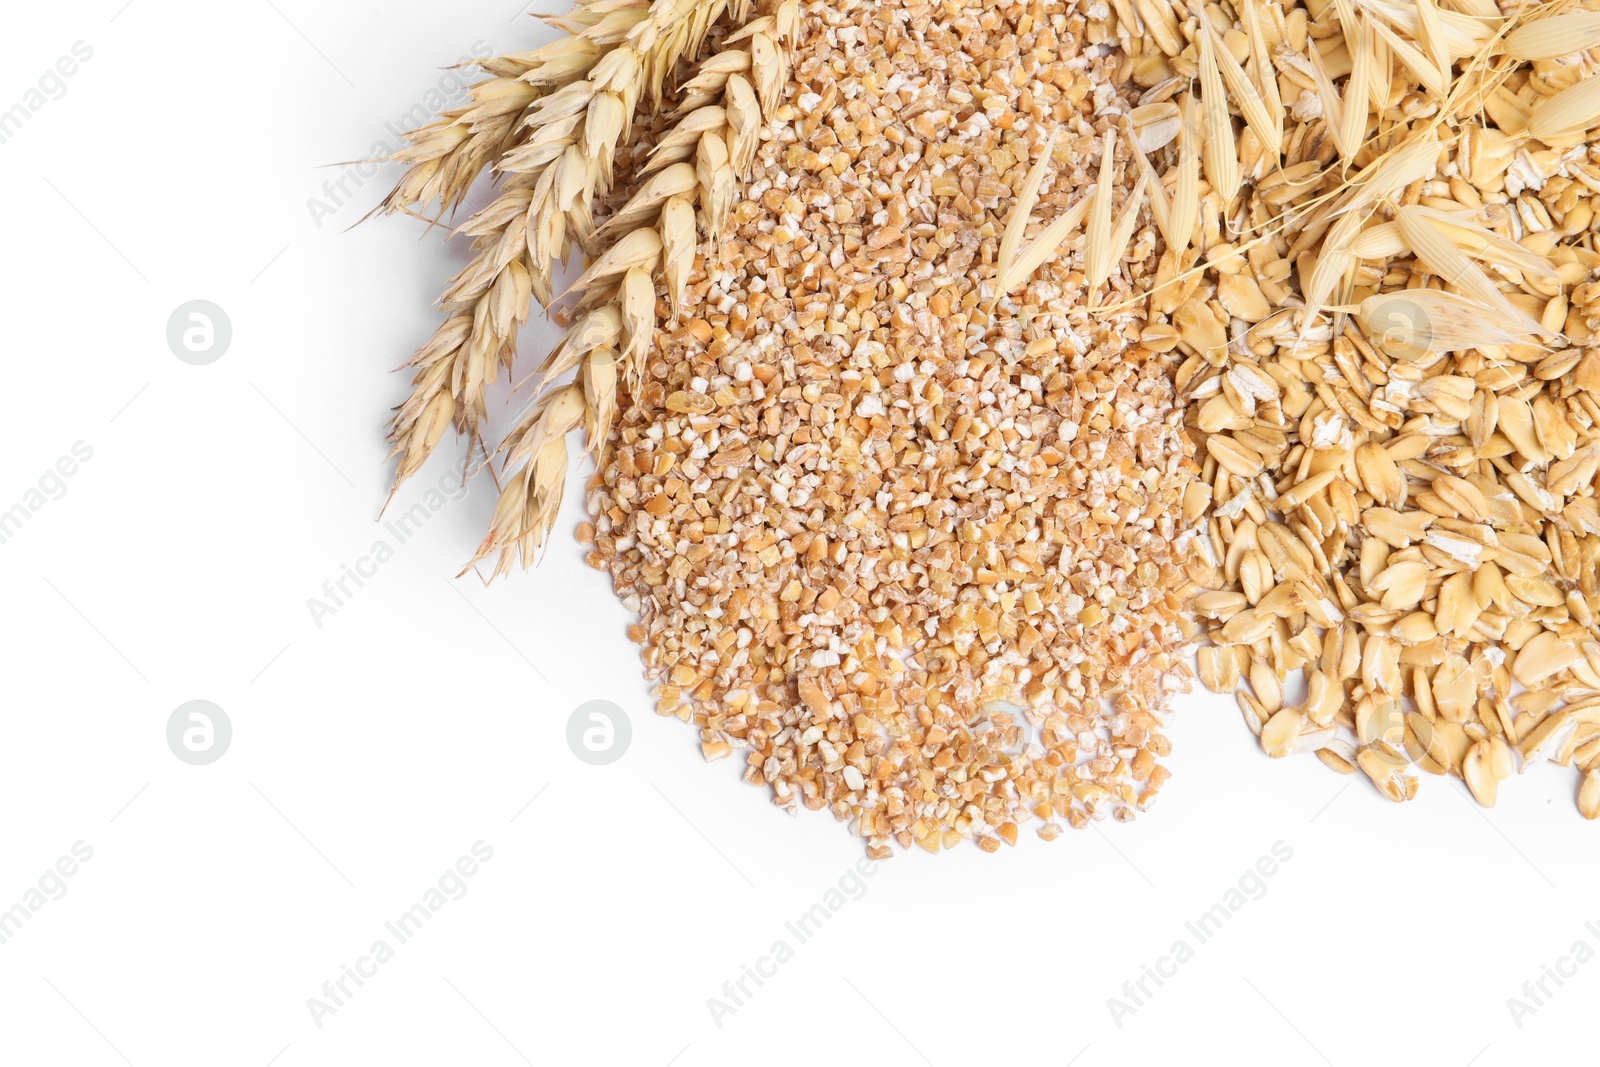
[1339,17,1371,160]
[1505,11,1600,60]
[1370,20,1446,99]
[473,8,796,575]
[1529,75,1600,142]
[1197,27,1240,202]
[1307,39,1352,162]
[1203,9,1279,157]
[1167,94,1201,258]
[1365,18,1389,116]
[1349,220,1405,258]
[1319,129,1440,228]
[1305,209,1364,327]
[1357,288,1545,357]
[1085,130,1116,294]
[1412,0,1460,77]
[1104,169,1150,286]
[1128,126,1172,252]
[1394,205,1540,330]
[1241,0,1284,149]
[997,197,1091,294]
[1402,204,1558,280]
[1330,0,1359,52]
[997,127,1059,294]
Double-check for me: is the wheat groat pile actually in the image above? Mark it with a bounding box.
[582,0,1197,856]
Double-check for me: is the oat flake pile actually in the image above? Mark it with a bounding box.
[372,0,1600,854]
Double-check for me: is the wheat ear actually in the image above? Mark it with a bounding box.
[469,2,797,577]
[386,0,756,493]
[377,0,686,220]
[498,0,755,303]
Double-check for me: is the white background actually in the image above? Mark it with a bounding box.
[4,2,1599,1065]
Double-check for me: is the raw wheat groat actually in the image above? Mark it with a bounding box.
[586,0,1192,856]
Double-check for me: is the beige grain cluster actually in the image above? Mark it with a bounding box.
[1105,0,1600,815]
[584,0,1194,856]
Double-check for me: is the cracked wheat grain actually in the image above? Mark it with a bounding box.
[585,0,1193,856]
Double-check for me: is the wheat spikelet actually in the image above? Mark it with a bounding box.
[470,6,796,575]
[386,0,760,499]
[693,126,739,238]
[378,3,644,220]
[671,48,753,113]
[659,194,698,316]
[591,161,697,238]
[504,0,753,299]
